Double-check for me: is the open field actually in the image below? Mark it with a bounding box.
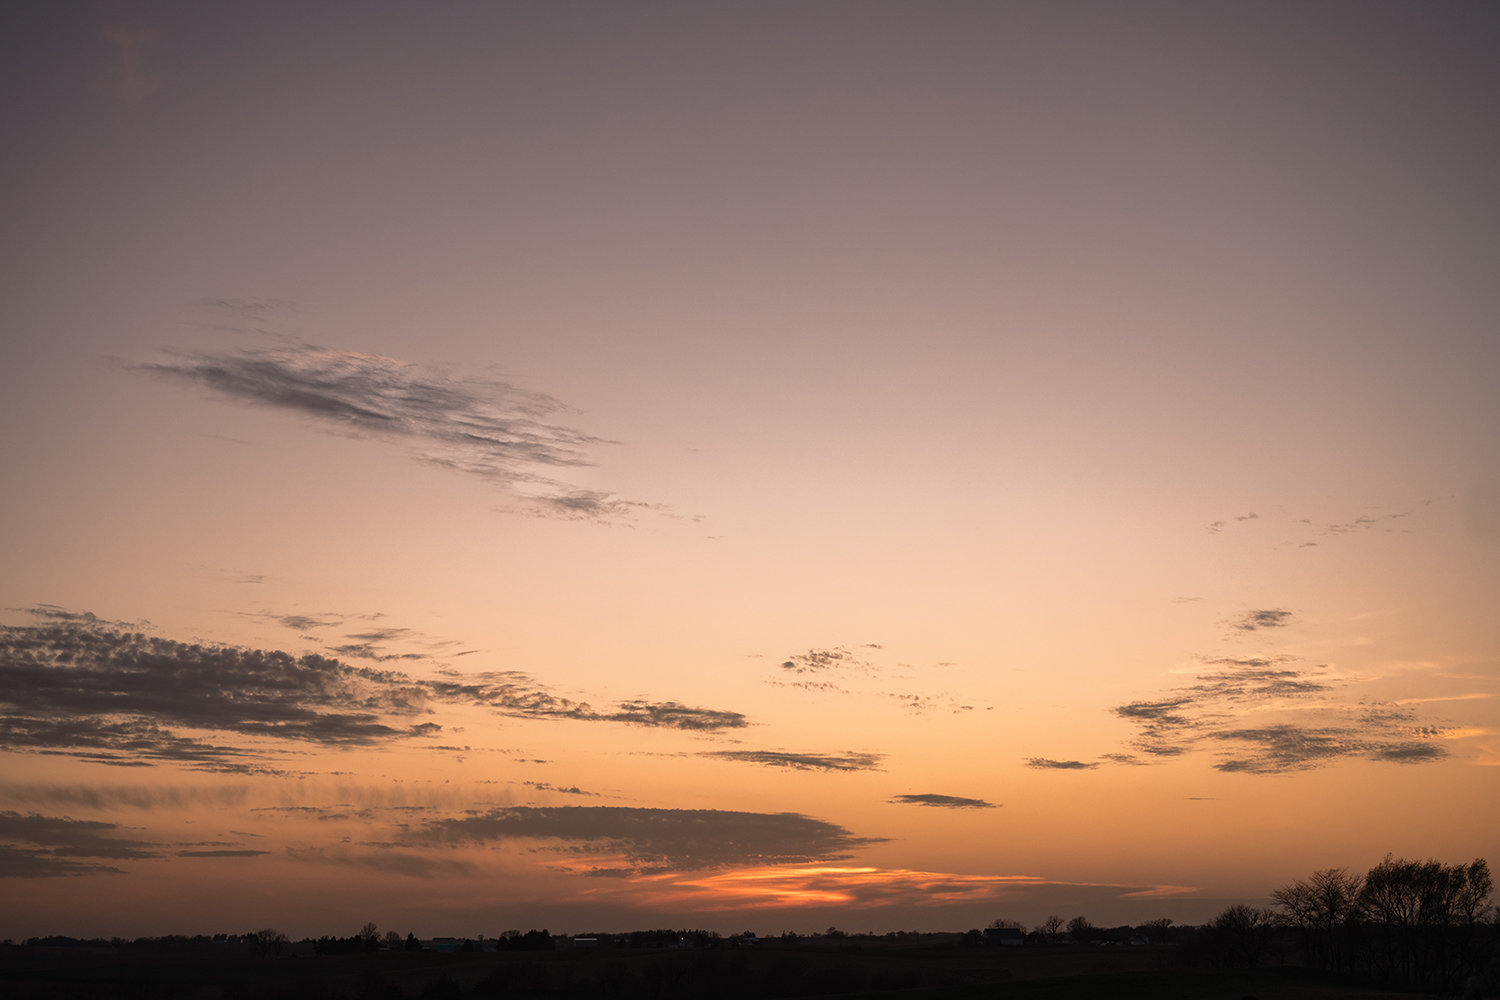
[0,942,1428,1000]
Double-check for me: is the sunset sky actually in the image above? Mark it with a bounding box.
[1,1,1497,941]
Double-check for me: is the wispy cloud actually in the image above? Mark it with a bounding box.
[1107,657,1454,774]
[423,673,747,733]
[131,341,659,521]
[413,806,883,875]
[889,794,996,809]
[0,783,250,812]
[245,611,477,662]
[699,750,885,772]
[287,846,477,879]
[601,701,747,731]
[1206,506,1420,546]
[176,849,269,858]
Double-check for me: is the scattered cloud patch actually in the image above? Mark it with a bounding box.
[883,692,975,715]
[765,680,848,694]
[779,648,874,675]
[889,794,996,810]
[1227,609,1294,632]
[524,782,599,797]
[1207,513,1256,533]
[1206,505,1418,546]
[1108,658,1455,774]
[700,750,884,772]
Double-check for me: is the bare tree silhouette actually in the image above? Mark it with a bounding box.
[1037,916,1065,938]
[251,928,289,960]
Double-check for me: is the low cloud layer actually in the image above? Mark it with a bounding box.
[889,794,996,809]
[132,341,655,521]
[699,750,885,772]
[414,806,884,876]
[1109,658,1452,774]
[0,811,157,878]
[0,610,748,769]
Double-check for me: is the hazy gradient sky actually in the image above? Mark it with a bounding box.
[1,0,1497,940]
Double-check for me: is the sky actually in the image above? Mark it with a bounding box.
[1,0,1497,941]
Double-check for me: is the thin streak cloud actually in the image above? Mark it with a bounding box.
[699,750,885,772]
[131,342,660,521]
[889,794,996,809]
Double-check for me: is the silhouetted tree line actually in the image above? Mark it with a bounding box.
[1268,854,1494,993]
[19,934,237,951]
[956,915,1181,948]
[491,929,555,952]
[315,933,384,955]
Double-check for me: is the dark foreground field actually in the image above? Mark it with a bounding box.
[0,942,1427,1000]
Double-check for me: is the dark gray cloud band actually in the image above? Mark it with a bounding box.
[0,811,157,878]
[0,610,747,769]
[414,806,883,876]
